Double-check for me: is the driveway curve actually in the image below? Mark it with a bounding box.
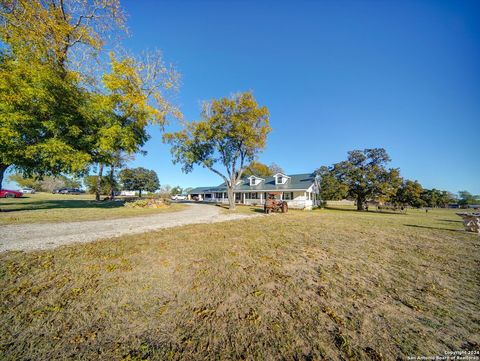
[0,203,260,252]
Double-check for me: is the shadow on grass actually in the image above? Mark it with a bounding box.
[439,219,462,223]
[404,224,463,233]
[215,203,265,213]
[325,207,407,215]
[0,199,126,212]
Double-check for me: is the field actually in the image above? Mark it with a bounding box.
[0,193,184,225]
[0,207,478,360]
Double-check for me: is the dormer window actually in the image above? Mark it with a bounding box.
[274,173,290,185]
[248,176,264,186]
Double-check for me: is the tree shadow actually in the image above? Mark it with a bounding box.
[215,203,265,213]
[404,224,463,233]
[0,199,126,212]
[439,219,462,223]
[325,207,407,215]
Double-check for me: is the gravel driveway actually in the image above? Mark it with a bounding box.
[0,203,260,252]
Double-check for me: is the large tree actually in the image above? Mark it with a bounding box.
[0,54,93,188]
[243,161,284,177]
[392,180,425,208]
[165,92,271,209]
[243,162,267,177]
[329,148,402,210]
[0,0,124,188]
[243,161,271,177]
[420,188,455,208]
[0,1,179,190]
[119,167,159,197]
[88,52,179,200]
[315,166,349,202]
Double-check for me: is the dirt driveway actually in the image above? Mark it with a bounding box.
[0,203,259,252]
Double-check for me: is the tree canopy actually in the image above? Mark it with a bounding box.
[0,0,179,189]
[457,191,479,206]
[315,166,348,202]
[165,91,270,209]
[8,173,81,192]
[392,180,425,208]
[119,167,159,197]
[243,161,284,178]
[327,148,402,210]
[0,52,93,187]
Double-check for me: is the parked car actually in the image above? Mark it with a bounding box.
[53,188,85,194]
[19,187,36,194]
[63,188,85,194]
[53,188,68,194]
[0,189,23,198]
[171,194,188,201]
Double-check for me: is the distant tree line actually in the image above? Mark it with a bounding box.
[8,173,81,193]
[317,148,477,210]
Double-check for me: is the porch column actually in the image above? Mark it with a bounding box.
[260,192,263,205]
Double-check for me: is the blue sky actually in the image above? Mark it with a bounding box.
[8,0,480,193]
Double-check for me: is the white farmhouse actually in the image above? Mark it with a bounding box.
[187,172,319,210]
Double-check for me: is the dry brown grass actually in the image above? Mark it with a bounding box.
[0,193,185,225]
[0,208,478,360]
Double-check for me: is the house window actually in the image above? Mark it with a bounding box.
[249,177,264,186]
[276,175,282,184]
[283,192,294,200]
[246,192,258,199]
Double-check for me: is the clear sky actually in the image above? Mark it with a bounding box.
[8,0,480,193]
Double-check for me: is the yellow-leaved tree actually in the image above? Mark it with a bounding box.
[165,92,271,209]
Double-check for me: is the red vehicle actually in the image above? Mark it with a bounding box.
[264,192,288,214]
[0,189,23,198]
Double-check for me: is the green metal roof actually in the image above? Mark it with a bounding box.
[187,186,219,194]
[188,173,316,194]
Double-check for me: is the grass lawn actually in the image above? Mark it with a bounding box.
[0,193,185,225]
[0,207,478,360]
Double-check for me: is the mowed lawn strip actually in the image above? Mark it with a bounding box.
[0,208,478,360]
[0,193,185,225]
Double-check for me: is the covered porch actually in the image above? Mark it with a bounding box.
[190,190,318,210]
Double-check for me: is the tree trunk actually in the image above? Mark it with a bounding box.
[0,164,9,190]
[357,195,365,211]
[109,166,115,200]
[95,163,104,201]
[139,189,142,198]
[227,186,236,210]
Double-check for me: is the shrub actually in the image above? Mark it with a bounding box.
[124,198,167,209]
